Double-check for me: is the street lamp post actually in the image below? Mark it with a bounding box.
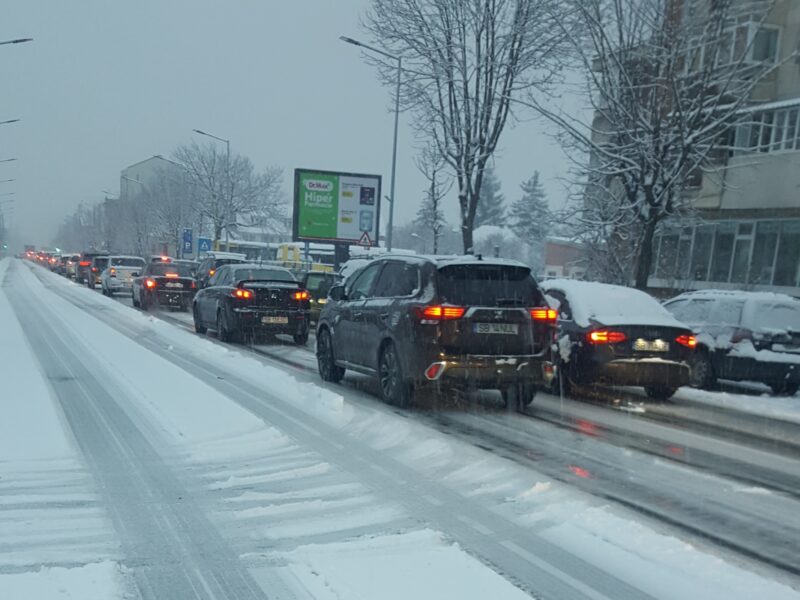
[339,36,401,251]
[193,129,231,251]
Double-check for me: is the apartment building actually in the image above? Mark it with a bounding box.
[648,0,800,295]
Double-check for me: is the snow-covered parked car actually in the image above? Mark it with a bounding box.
[542,279,696,400]
[663,290,800,396]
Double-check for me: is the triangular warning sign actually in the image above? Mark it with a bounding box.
[357,231,372,247]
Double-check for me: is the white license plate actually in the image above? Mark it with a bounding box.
[164,282,184,288]
[474,322,518,335]
[262,316,289,325]
[633,339,669,352]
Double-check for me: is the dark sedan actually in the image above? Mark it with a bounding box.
[131,262,197,311]
[543,279,695,400]
[192,264,311,344]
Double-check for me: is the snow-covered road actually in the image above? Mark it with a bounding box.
[3,257,800,599]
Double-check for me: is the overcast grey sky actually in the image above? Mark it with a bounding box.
[4,0,573,246]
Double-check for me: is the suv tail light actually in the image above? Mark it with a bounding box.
[531,308,557,322]
[79,261,90,267]
[425,362,447,381]
[675,334,697,348]
[232,288,252,299]
[145,278,157,289]
[293,290,309,300]
[587,330,627,344]
[420,305,466,320]
[91,267,98,272]
[109,268,117,276]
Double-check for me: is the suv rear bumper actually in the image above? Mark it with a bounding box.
[424,354,555,389]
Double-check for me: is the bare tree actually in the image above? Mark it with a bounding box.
[146,167,197,257]
[526,0,782,288]
[363,0,569,253]
[173,142,284,246]
[414,144,452,254]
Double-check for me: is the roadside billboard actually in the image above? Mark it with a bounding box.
[293,168,381,246]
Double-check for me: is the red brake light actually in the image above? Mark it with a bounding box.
[422,305,466,320]
[587,330,627,344]
[293,290,309,300]
[79,261,90,266]
[165,272,179,278]
[676,334,697,348]
[233,288,253,299]
[531,308,557,322]
[145,278,156,289]
[161,256,170,262]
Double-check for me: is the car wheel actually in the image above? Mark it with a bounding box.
[378,342,411,408]
[549,361,572,396]
[689,351,717,390]
[217,310,235,343]
[317,328,345,383]
[644,385,678,401]
[193,305,207,334]
[132,291,140,308]
[770,382,799,396]
[502,384,536,411]
[293,330,309,346]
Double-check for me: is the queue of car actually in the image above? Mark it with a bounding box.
[27,248,800,408]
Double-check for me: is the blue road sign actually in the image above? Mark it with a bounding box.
[182,228,193,254]
[197,237,212,253]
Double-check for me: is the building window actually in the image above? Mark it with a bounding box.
[690,225,714,281]
[752,27,779,63]
[733,105,800,155]
[748,221,779,284]
[775,221,800,287]
[710,223,736,282]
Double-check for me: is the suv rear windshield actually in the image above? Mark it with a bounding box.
[111,257,145,267]
[437,264,545,307]
[149,264,194,277]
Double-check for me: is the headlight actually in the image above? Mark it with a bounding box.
[318,298,327,305]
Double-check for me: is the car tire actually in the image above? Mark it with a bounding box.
[217,310,236,343]
[502,384,536,411]
[689,350,717,390]
[770,382,799,396]
[549,361,572,396]
[132,291,140,308]
[644,385,678,401]
[293,331,309,346]
[378,342,411,408]
[317,328,345,383]
[193,306,207,334]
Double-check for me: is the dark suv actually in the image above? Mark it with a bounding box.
[196,252,248,289]
[75,251,109,284]
[316,256,556,408]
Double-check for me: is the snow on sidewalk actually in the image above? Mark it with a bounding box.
[0,259,133,600]
[675,386,800,425]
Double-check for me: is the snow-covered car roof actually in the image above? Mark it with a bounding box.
[432,255,530,269]
[542,279,687,328]
[667,289,800,304]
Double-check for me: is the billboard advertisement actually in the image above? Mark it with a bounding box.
[293,168,381,246]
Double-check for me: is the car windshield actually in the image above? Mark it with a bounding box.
[437,264,545,307]
[235,268,295,283]
[148,264,193,277]
[751,303,800,332]
[305,273,336,293]
[111,257,145,267]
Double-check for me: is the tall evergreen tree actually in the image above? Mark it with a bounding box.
[509,171,550,243]
[473,165,505,228]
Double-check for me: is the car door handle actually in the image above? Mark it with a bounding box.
[353,311,363,319]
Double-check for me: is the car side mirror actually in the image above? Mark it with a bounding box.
[329,284,346,302]
[131,272,140,277]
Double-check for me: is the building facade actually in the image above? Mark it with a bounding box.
[649,0,800,296]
